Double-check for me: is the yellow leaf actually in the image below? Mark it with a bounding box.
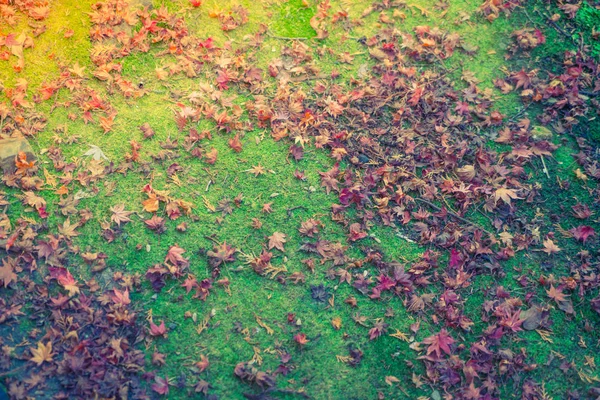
[202,195,216,213]
[44,168,57,188]
[494,187,520,205]
[542,239,561,255]
[331,317,342,330]
[389,329,409,342]
[385,375,400,386]
[142,195,159,213]
[254,314,274,335]
[536,329,554,343]
[336,355,352,363]
[574,168,588,181]
[30,341,53,365]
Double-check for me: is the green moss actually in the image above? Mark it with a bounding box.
[271,0,316,39]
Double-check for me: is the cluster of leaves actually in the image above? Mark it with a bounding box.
[479,0,524,22]
[240,3,600,397]
[498,1,600,136]
[0,0,50,71]
[0,233,148,398]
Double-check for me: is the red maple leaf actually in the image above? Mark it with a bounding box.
[368,320,388,340]
[348,223,367,242]
[181,275,198,294]
[570,225,595,243]
[207,241,236,267]
[294,333,309,346]
[422,329,455,358]
[151,375,169,395]
[165,244,189,267]
[149,320,167,337]
[110,288,130,305]
[228,134,243,152]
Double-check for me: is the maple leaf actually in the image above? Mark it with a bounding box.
[311,284,329,302]
[15,152,35,174]
[30,341,53,365]
[149,320,167,337]
[299,218,321,237]
[181,275,198,293]
[110,204,133,226]
[29,5,50,20]
[500,310,524,333]
[251,218,262,229]
[194,380,210,394]
[320,174,339,194]
[152,375,169,395]
[511,69,534,90]
[331,316,342,330]
[385,376,400,386]
[145,215,166,233]
[348,223,368,242]
[49,266,80,296]
[207,241,236,267]
[142,194,160,213]
[294,333,309,346]
[571,203,593,219]
[261,202,273,213]
[542,239,561,255]
[228,134,243,152]
[246,164,266,176]
[494,187,520,206]
[268,232,287,252]
[110,289,130,305]
[22,191,46,209]
[152,351,166,366]
[570,225,596,243]
[368,319,388,340]
[69,62,86,78]
[58,218,79,238]
[194,355,209,372]
[592,296,600,316]
[0,258,18,288]
[546,285,566,302]
[83,144,109,161]
[422,329,455,358]
[546,285,574,314]
[165,245,189,267]
[205,147,218,164]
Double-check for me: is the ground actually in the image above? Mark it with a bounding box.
[0,0,599,399]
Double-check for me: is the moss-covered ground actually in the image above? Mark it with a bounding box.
[1,0,599,398]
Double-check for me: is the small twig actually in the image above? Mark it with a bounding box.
[508,104,531,123]
[0,365,26,377]
[204,235,221,245]
[269,388,311,398]
[205,179,212,192]
[286,205,307,217]
[534,9,572,40]
[414,198,494,236]
[267,31,308,41]
[540,155,550,179]
[289,73,331,82]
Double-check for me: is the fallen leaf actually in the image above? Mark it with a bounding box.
[30,341,53,365]
[268,232,287,252]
